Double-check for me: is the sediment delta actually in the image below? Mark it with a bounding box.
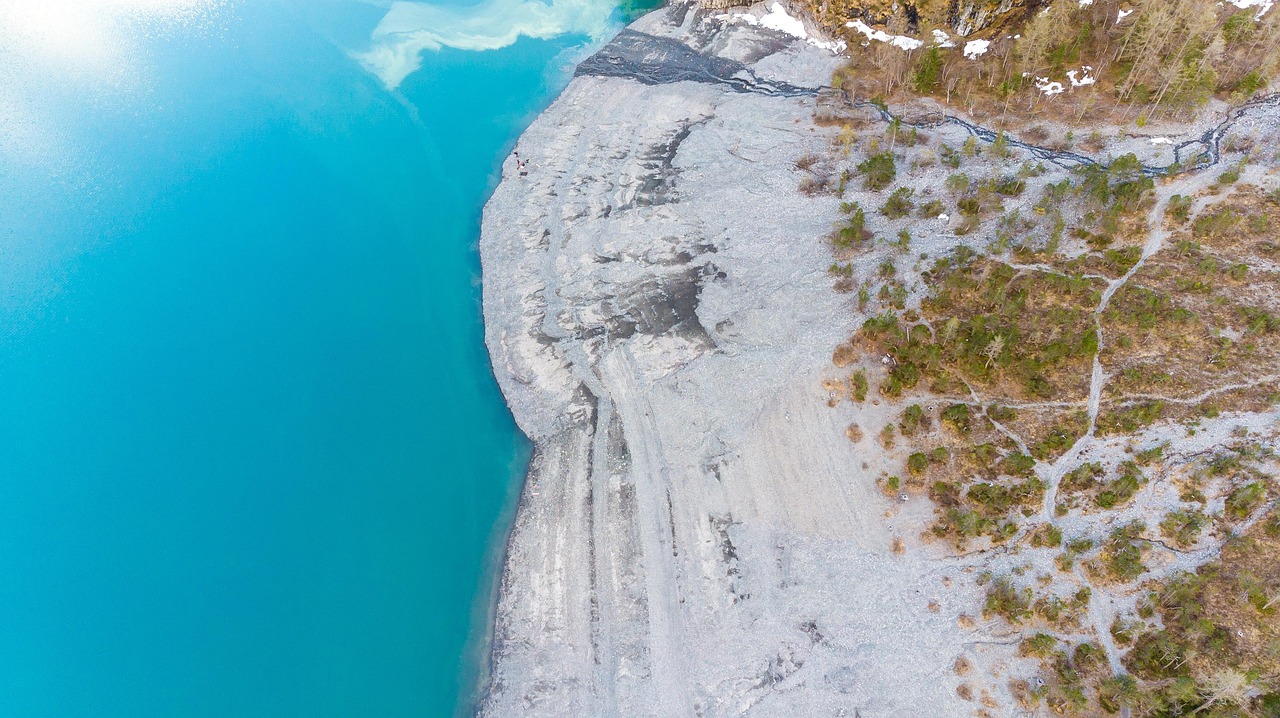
[478,6,983,715]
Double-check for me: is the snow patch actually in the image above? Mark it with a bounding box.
[758,2,806,38]
[724,4,845,53]
[1150,137,1173,145]
[1035,76,1065,95]
[931,29,955,47]
[1225,0,1273,18]
[1079,0,1094,6]
[962,38,989,58]
[1117,7,1133,20]
[1066,66,1095,86]
[846,18,923,50]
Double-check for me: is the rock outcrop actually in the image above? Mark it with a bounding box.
[478,5,985,716]
[802,0,1035,37]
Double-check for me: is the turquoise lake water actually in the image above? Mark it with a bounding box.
[0,1,638,715]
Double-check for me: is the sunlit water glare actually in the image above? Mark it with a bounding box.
[0,0,637,715]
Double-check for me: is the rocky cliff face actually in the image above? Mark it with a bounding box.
[804,0,1035,37]
[477,6,987,716]
[948,0,1027,36]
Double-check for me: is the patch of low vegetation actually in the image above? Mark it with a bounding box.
[1113,514,1280,716]
[815,81,1280,713]
[857,151,897,191]
[879,186,914,219]
[1159,508,1207,548]
[860,252,1101,403]
[1093,521,1148,583]
[999,507,1280,716]
[832,200,872,252]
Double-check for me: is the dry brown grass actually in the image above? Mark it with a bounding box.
[1193,521,1280,680]
[1100,188,1280,418]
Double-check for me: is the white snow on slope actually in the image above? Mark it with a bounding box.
[1226,0,1273,18]
[846,18,923,50]
[962,38,989,58]
[1035,76,1065,95]
[759,2,806,37]
[726,3,845,53]
[1066,66,1095,86]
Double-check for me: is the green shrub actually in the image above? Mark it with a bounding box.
[999,452,1036,478]
[990,132,1010,159]
[907,452,929,475]
[1072,642,1105,670]
[984,577,1033,623]
[894,229,911,252]
[899,404,925,434]
[1102,246,1141,274]
[994,176,1025,196]
[851,370,868,402]
[967,478,1045,516]
[1169,194,1193,223]
[1226,482,1265,519]
[1265,512,1280,538]
[1032,422,1083,460]
[1241,306,1280,334]
[880,187,914,219]
[1160,509,1207,547]
[945,172,970,194]
[835,202,870,248]
[1127,631,1187,680]
[942,403,971,434]
[1021,632,1057,657]
[1030,524,1062,548]
[986,404,1017,423]
[1193,207,1242,238]
[912,47,942,93]
[1135,444,1165,465]
[1103,521,1147,582]
[935,506,989,542]
[1096,464,1143,509]
[918,199,946,218]
[858,152,897,190]
[939,144,961,169]
[1098,401,1164,435]
[1060,462,1104,494]
[1097,674,1141,713]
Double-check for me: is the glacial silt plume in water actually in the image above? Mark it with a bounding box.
[354,0,620,89]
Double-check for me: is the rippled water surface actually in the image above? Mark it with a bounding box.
[0,1,636,714]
